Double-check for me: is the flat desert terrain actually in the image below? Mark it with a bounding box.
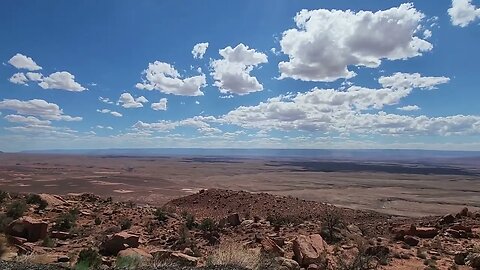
[0,153,479,217]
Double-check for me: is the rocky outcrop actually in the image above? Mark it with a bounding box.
[260,237,285,257]
[292,234,327,267]
[101,232,139,255]
[6,217,48,242]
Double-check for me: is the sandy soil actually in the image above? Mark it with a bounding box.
[0,153,479,217]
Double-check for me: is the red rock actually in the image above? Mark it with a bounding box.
[7,236,27,245]
[261,237,285,257]
[293,234,327,267]
[101,232,139,255]
[50,231,74,240]
[403,235,420,246]
[170,252,198,266]
[414,227,438,238]
[7,217,48,242]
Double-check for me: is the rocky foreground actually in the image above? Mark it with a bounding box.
[0,189,479,269]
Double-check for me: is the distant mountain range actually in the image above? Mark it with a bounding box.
[18,148,480,161]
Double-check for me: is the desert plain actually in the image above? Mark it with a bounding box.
[0,153,479,217]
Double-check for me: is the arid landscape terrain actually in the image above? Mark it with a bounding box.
[0,153,479,217]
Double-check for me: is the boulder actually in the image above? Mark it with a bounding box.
[101,232,139,255]
[439,214,455,225]
[403,235,420,246]
[414,227,438,238]
[118,248,153,260]
[292,234,327,267]
[6,217,48,242]
[275,257,300,270]
[220,213,241,227]
[261,237,285,257]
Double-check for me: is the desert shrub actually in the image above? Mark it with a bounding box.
[266,214,301,229]
[154,208,168,222]
[94,216,102,225]
[120,218,132,230]
[26,194,48,209]
[183,212,196,229]
[417,248,428,259]
[199,218,217,233]
[76,248,102,269]
[321,207,344,244]
[42,236,55,248]
[0,190,8,204]
[126,201,136,208]
[6,200,27,219]
[53,208,79,231]
[0,214,13,233]
[207,241,262,269]
[115,255,144,269]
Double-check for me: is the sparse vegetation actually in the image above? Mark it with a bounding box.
[42,236,55,248]
[321,206,344,244]
[183,211,196,229]
[6,200,27,219]
[154,208,168,222]
[207,241,263,269]
[26,194,48,210]
[115,255,144,269]
[199,218,217,233]
[75,248,102,269]
[266,214,301,230]
[53,208,79,232]
[0,234,7,258]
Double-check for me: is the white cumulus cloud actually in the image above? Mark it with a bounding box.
[96,108,123,117]
[0,99,82,121]
[9,73,29,85]
[210,43,268,95]
[278,3,432,82]
[151,98,168,111]
[448,0,480,27]
[118,93,148,108]
[136,61,206,96]
[38,71,87,92]
[8,53,42,71]
[192,42,209,59]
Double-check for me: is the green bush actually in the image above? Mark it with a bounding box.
[6,200,27,219]
[154,208,168,222]
[26,194,48,210]
[183,212,196,229]
[199,218,217,233]
[76,248,102,269]
[53,208,79,231]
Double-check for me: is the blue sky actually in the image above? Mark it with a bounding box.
[0,0,480,151]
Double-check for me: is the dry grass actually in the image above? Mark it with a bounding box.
[0,234,7,258]
[14,253,53,264]
[207,241,262,269]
